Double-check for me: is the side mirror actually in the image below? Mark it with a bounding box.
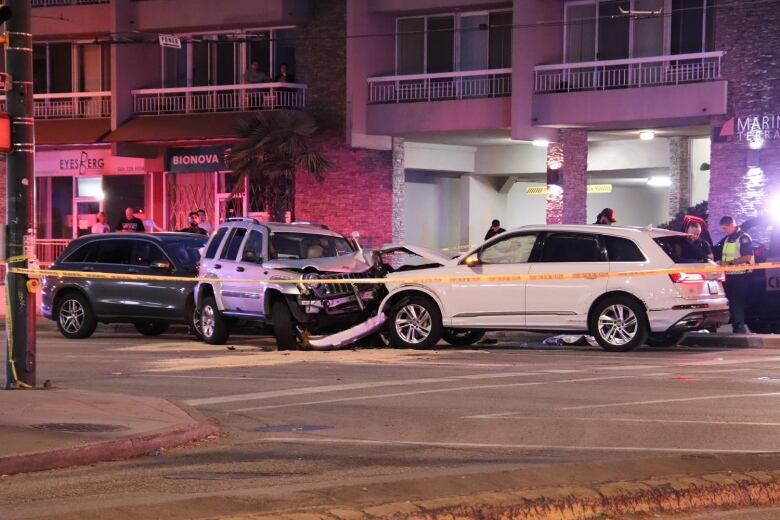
[464,254,480,268]
[150,261,171,270]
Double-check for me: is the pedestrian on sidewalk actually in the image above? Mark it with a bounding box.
[687,221,714,260]
[595,208,616,225]
[178,212,208,236]
[484,219,505,241]
[91,212,110,234]
[715,216,754,333]
[116,207,145,233]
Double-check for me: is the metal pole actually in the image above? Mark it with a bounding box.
[5,0,36,389]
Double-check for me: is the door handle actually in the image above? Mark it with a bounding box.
[214,264,222,269]
[236,266,245,272]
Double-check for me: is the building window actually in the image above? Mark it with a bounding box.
[33,42,110,94]
[396,10,512,75]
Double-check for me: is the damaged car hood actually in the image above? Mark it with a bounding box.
[378,244,458,265]
[263,252,371,273]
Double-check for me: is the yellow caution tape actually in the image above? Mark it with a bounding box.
[7,261,780,286]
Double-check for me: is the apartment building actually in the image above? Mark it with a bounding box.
[3,0,778,256]
[348,0,780,248]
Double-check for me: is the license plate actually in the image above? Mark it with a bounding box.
[707,281,719,295]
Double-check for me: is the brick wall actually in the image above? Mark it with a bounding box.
[709,1,780,238]
[668,137,691,218]
[547,129,588,224]
[295,134,393,249]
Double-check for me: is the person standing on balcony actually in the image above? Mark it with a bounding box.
[244,60,269,83]
[275,63,295,83]
[91,212,110,234]
[116,207,146,233]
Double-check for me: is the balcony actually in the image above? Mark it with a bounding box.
[368,68,512,104]
[365,69,512,135]
[0,92,111,119]
[532,52,727,129]
[534,51,724,93]
[132,83,307,115]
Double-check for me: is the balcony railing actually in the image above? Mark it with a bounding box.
[32,0,109,6]
[534,51,724,94]
[132,83,307,115]
[367,68,512,104]
[0,92,111,119]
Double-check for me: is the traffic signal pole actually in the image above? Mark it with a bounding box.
[4,0,35,389]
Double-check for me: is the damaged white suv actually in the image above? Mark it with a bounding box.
[195,219,379,349]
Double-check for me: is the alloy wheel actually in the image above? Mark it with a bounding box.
[201,304,216,339]
[192,306,203,337]
[395,303,433,344]
[597,304,638,346]
[59,299,85,334]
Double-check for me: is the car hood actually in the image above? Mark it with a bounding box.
[263,252,372,273]
[378,244,457,265]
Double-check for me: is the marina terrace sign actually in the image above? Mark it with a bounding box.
[719,114,780,147]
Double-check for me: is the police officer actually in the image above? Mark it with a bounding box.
[715,216,755,333]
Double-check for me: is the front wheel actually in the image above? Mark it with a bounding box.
[388,296,443,349]
[442,329,485,346]
[186,301,204,340]
[134,321,170,336]
[589,296,648,352]
[646,331,687,348]
[272,300,302,351]
[55,293,97,339]
[201,296,229,344]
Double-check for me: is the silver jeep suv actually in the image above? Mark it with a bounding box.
[194,218,380,349]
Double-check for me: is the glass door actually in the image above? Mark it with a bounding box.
[73,197,102,238]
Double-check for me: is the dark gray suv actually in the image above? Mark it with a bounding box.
[41,233,207,339]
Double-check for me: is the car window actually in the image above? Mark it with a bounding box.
[540,233,604,263]
[480,234,538,264]
[220,228,247,261]
[269,233,353,260]
[204,227,228,259]
[95,240,133,265]
[133,241,169,266]
[166,238,206,272]
[653,236,709,263]
[604,236,646,262]
[63,242,98,263]
[242,230,264,263]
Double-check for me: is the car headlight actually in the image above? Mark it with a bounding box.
[302,272,321,289]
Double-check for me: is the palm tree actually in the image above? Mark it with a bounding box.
[228,111,331,222]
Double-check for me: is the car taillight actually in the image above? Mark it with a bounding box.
[669,272,706,283]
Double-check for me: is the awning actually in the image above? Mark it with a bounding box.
[36,119,111,145]
[105,113,251,143]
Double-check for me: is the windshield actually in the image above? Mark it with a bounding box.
[166,237,207,272]
[653,236,709,264]
[270,232,354,260]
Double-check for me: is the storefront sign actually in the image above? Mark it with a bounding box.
[719,114,780,147]
[166,145,230,173]
[35,148,147,177]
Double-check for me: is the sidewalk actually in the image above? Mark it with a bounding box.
[0,388,218,475]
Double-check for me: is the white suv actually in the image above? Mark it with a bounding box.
[195,219,378,349]
[377,225,729,352]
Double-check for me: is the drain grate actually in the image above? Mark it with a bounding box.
[253,424,332,433]
[31,423,129,433]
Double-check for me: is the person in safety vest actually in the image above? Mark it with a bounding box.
[715,215,755,333]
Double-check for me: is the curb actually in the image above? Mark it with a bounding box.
[684,334,780,349]
[0,411,219,476]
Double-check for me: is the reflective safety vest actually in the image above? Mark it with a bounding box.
[722,233,755,275]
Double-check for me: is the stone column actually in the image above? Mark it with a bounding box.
[546,129,588,224]
[668,137,692,218]
[391,137,405,244]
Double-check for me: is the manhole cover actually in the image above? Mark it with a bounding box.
[253,424,332,433]
[31,423,129,433]
[165,471,290,481]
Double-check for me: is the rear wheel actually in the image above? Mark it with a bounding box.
[201,296,229,345]
[442,329,485,346]
[186,301,204,340]
[589,296,648,352]
[388,296,443,349]
[134,321,170,336]
[272,300,302,351]
[55,292,97,339]
[646,331,687,348]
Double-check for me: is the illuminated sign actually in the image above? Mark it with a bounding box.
[719,114,780,147]
[526,184,613,195]
[35,149,146,177]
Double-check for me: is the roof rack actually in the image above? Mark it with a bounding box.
[226,217,260,224]
[290,221,329,230]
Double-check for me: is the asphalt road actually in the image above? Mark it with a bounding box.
[4,324,780,519]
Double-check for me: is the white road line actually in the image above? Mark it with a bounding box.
[463,414,780,426]
[185,371,540,406]
[230,375,636,412]
[258,436,773,455]
[561,391,780,411]
[129,374,320,382]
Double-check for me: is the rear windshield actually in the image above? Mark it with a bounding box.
[166,237,207,272]
[653,236,709,263]
[270,232,353,260]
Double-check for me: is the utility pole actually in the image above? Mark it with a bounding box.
[4,0,35,389]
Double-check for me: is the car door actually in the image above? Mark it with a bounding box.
[525,232,609,330]
[215,226,250,313]
[88,238,136,316]
[225,229,267,317]
[448,232,540,329]
[126,239,189,319]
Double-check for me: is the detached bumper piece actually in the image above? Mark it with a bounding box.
[669,310,730,332]
[306,314,388,350]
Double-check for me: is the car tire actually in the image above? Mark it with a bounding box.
[589,296,648,352]
[134,322,170,336]
[388,296,443,349]
[646,331,687,348]
[201,296,229,345]
[55,292,97,339]
[442,329,485,346]
[186,300,204,340]
[272,300,302,351]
